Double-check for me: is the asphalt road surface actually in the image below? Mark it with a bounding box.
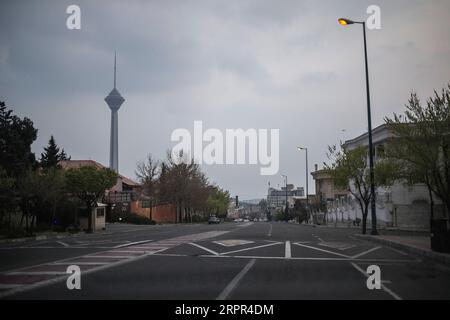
[1,222,450,300]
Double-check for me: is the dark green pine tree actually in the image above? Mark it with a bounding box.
[40,136,70,168]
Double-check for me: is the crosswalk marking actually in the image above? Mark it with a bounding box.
[0,230,230,298]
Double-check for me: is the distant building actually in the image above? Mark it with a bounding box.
[311,164,348,204]
[267,184,304,209]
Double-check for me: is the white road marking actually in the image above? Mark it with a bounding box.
[0,231,229,298]
[114,240,153,248]
[198,255,418,263]
[351,246,382,259]
[56,241,69,247]
[350,262,402,300]
[82,255,134,259]
[0,284,24,289]
[318,242,355,251]
[107,250,146,254]
[51,262,110,265]
[213,240,254,247]
[188,242,219,255]
[7,271,66,276]
[216,259,256,300]
[293,242,351,258]
[221,242,283,255]
[147,248,173,255]
[285,241,291,259]
[236,222,253,227]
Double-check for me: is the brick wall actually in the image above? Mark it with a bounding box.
[130,201,151,218]
[132,202,177,223]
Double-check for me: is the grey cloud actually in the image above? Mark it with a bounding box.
[1,0,449,199]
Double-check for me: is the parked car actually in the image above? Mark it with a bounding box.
[208,216,220,224]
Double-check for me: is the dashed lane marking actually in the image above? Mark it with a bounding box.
[285,241,291,259]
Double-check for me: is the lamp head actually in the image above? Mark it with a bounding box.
[338,18,354,26]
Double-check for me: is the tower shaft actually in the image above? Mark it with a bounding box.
[104,52,125,174]
[109,109,119,172]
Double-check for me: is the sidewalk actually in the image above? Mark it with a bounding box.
[353,233,450,267]
[0,231,81,244]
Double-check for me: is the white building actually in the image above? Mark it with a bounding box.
[336,124,444,231]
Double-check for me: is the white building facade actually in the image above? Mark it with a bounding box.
[329,124,444,231]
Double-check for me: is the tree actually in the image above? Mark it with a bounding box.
[65,166,117,232]
[16,169,44,235]
[0,101,37,177]
[40,135,70,168]
[135,154,160,199]
[206,188,230,218]
[40,167,66,228]
[292,199,308,224]
[0,166,16,227]
[325,144,393,234]
[384,86,450,219]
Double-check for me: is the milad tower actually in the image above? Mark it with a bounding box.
[104,53,125,173]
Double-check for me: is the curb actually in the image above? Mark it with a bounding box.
[0,232,81,244]
[353,234,450,267]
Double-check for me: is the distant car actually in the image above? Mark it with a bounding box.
[243,219,250,222]
[234,218,243,222]
[208,216,220,224]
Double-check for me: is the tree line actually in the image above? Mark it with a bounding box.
[135,152,230,222]
[0,100,230,237]
[0,101,118,236]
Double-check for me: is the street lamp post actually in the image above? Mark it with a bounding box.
[338,17,378,235]
[281,174,288,221]
[297,147,309,207]
[297,146,309,224]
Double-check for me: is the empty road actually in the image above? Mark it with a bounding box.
[1,222,450,299]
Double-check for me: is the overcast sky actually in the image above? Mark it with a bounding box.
[1,0,449,199]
